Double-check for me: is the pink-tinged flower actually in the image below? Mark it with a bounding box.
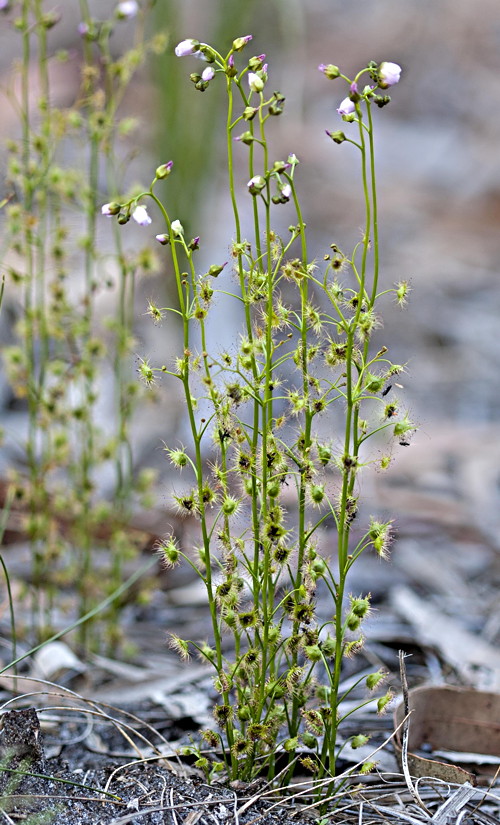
[101,202,121,216]
[350,81,358,94]
[132,205,152,226]
[281,184,292,199]
[116,0,139,19]
[378,62,402,88]
[155,234,169,245]
[337,97,356,116]
[248,72,264,93]
[77,21,90,36]
[174,38,200,57]
[201,66,215,81]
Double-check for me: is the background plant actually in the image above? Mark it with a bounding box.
[0,0,165,651]
[107,37,412,792]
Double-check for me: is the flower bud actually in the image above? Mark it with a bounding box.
[208,262,226,277]
[155,233,169,245]
[318,63,340,79]
[42,11,61,28]
[249,54,266,70]
[248,72,264,93]
[236,131,255,145]
[378,61,402,88]
[201,66,215,82]
[232,34,252,51]
[155,161,173,179]
[326,130,346,144]
[174,38,200,57]
[116,0,139,20]
[272,160,288,173]
[77,21,91,38]
[170,219,184,237]
[101,201,121,216]
[243,105,258,121]
[247,175,266,195]
[225,54,237,78]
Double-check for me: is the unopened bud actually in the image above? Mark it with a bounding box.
[232,34,253,51]
[248,72,264,93]
[101,201,121,216]
[156,161,173,179]
[247,175,266,195]
[318,63,340,79]
[326,130,346,144]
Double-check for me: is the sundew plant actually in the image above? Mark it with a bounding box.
[1,0,164,651]
[103,37,412,790]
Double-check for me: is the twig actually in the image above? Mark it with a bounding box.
[399,650,430,814]
[430,782,475,824]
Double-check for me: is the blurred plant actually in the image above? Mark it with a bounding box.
[0,0,165,650]
[107,34,411,795]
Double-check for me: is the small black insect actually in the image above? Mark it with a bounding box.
[382,384,392,397]
[399,440,410,447]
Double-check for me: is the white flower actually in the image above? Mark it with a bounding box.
[281,184,292,199]
[248,72,264,93]
[174,39,200,57]
[132,205,152,226]
[337,97,356,116]
[378,62,402,88]
[170,219,184,237]
[116,0,139,19]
